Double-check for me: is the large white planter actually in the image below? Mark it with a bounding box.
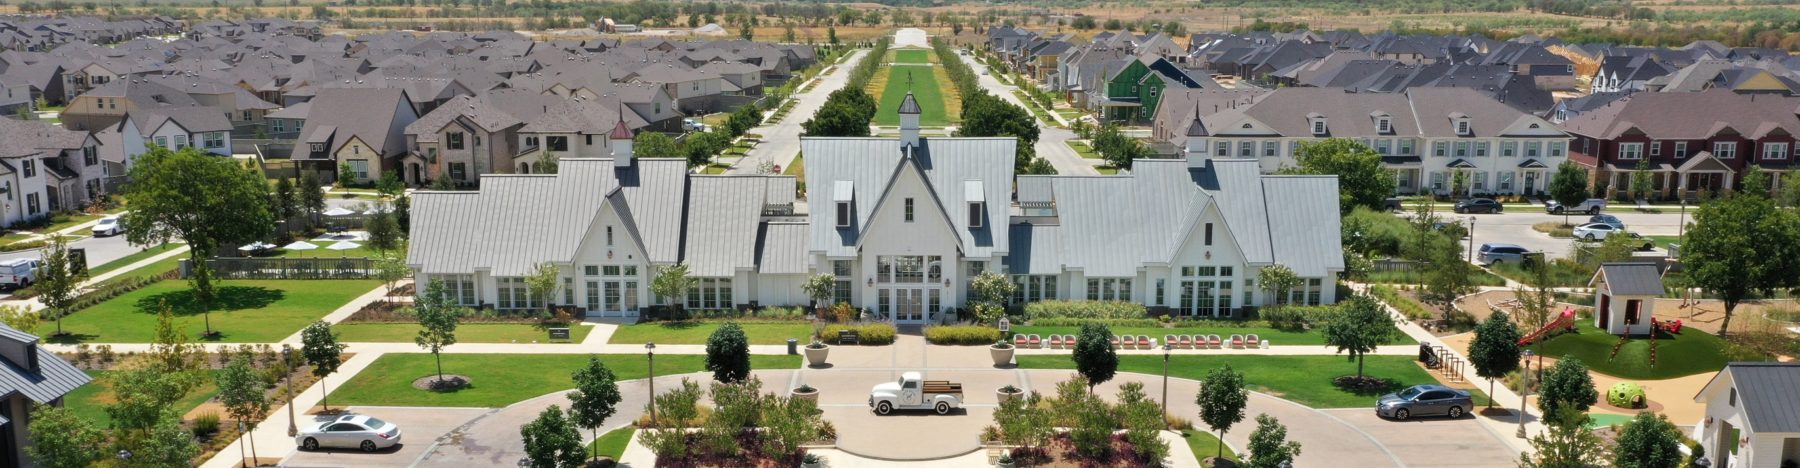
[989,345,1015,367]
[804,345,830,367]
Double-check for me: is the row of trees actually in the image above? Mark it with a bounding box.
[933,38,1055,175]
[631,101,764,168]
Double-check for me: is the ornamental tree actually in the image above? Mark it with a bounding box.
[1283,138,1397,213]
[414,280,462,384]
[36,236,84,336]
[568,357,622,462]
[1258,265,1301,308]
[1071,322,1117,393]
[1613,412,1683,468]
[1321,294,1399,380]
[301,321,348,411]
[1468,311,1522,407]
[217,355,269,463]
[1537,357,1599,416]
[1548,161,1590,226]
[520,405,587,468]
[1197,364,1248,458]
[1244,413,1303,468]
[705,322,751,382]
[1681,192,1800,337]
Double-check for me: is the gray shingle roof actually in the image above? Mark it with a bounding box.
[1592,262,1663,296]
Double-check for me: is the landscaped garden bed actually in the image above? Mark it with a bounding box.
[37,279,382,343]
[608,320,813,345]
[334,322,593,343]
[328,353,802,407]
[1017,355,1477,409]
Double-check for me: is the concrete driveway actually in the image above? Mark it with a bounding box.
[806,368,1010,460]
[1322,409,1519,467]
[280,407,489,468]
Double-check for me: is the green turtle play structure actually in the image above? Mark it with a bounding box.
[1606,382,1646,409]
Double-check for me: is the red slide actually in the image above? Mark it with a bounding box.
[1518,308,1578,346]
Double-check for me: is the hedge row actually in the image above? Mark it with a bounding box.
[821,323,896,345]
[1253,305,1343,331]
[1021,300,1147,321]
[923,325,1002,345]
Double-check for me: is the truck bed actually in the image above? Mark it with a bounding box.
[922,381,963,395]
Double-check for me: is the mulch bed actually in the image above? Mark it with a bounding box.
[649,430,803,468]
[1007,434,1159,468]
[412,374,472,392]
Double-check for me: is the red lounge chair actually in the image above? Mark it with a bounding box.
[1048,335,1063,348]
[1014,334,1028,347]
[1137,335,1152,348]
[1109,335,1121,348]
[1230,334,1245,349]
[1246,334,1261,349]
[1177,335,1193,348]
[1209,335,1222,348]
[1165,335,1179,349]
[1028,334,1041,348]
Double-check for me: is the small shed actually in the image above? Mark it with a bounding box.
[1589,262,1663,335]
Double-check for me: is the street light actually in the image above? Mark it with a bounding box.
[1517,349,1534,439]
[281,345,298,437]
[646,342,657,429]
[1161,343,1172,428]
[1467,216,1477,262]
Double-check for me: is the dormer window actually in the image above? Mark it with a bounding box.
[968,202,985,229]
[1452,114,1472,136]
[835,202,851,228]
[1377,117,1392,134]
[310,143,325,153]
[1308,113,1327,135]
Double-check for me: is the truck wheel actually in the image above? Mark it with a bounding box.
[876,401,892,415]
[936,402,950,415]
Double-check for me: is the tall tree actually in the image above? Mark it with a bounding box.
[634,131,682,158]
[1537,357,1599,416]
[24,406,105,468]
[1613,412,1684,468]
[120,415,199,468]
[1519,408,1609,468]
[1321,294,1398,380]
[365,203,401,254]
[524,262,561,317]
[568,356,622,462]
[705,322,751,382]
[1468,311,1522,408]
[273,176,298,236]
[956,91,1039,173]
[217,355,269,463]
[301,321,348,412]
[1257,265,1301,308]
[122,147,273,337]
[520,405,587,468]
[107,308,205,433]
[1548,161,1590,226]
[415,279,462,384]
[1282,138,1397,213]
[36,236,84,336]
[1071,322,1117,393]
[1681,192,1800,336]
[1629,159,1654,201]
[1244,413,1303,468]
[1196,364,1248,458]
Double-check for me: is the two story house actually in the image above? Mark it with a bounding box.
[0,117,99,224]
[1562,89,1800,199]
[287,87,419,184]
[402,95,523,187]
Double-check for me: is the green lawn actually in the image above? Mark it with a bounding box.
[893,48,930,64]
[1181,429,1238,463]
[1018,354,1469,409]
[607,322,814,345]
[334,322,594,343]
[64,370,221,427]
[874,64,948,127]
[1009,324,1415,346]
[1067,141,1101,159]
[87,244,180,277]
[1534,320,1737,379]
[330,353,802,407]
[1365,269,1506,287]
[1647,235,1682,251]
[587,427,635,459]
[38,279,382,343]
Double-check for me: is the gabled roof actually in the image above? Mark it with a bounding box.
[802,137,1014,259]
[1590,262,1663,296]
[1695,362,1800,433]
[0,324,91,405]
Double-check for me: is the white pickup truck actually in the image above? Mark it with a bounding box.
[869,372,963,415]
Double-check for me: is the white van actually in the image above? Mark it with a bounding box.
[0,258,38,289]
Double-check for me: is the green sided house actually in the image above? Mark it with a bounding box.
[1095,56,1215,124]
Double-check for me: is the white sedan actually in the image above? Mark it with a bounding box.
[91,217,122,237]
[295,414,402,452]
[1572,223,1656,250]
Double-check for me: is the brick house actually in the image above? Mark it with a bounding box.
[1561,89,1800,199]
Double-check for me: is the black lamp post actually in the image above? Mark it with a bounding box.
[281,345,298,437]
[1517,349,1534,438]
[1161,343,1172,428]
[646,342,657,429]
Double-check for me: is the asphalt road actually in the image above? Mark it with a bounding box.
[955,48,1100,176]
[728,48,871,175]
[1435,205,1692,261]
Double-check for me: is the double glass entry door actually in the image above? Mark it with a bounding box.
[880,288,940,323]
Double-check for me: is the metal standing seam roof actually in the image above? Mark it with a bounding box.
[1714,362,1800,433]
[1004,223,1063,275]
[408,159,618,275]
[1591,262,1664,296]
[802,137,1014,259]
[1261,175,1346,277]
[756,222,811,274]
[683,176,767,277]
[0,325,91,406]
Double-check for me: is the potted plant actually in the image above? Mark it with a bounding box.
[997,450,1015,468]
[792,384,819,403]
[802,452,823,468]
[804,339,830,367]
[989,339,1015,367]
[996,384,1023,404]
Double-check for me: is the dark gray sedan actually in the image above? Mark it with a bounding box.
[1376,384,1473,420]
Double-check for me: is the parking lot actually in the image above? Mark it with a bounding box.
[281,407,490,468]
[1322,409,1520,467]
[1431,205,1691,260]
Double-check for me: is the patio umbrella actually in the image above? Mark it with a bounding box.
[237,241,275,252]
[322,207,357,217]
[282,241,319,251]
[326,241,361,251]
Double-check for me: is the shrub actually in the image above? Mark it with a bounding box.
[923,325,1001,345]
[192,412,221,437]
[1022,300,1147,321]
[820,323,896,345]
[1369,285,1433,320]
[1256,305,1342,331]
[1030,318,1161,328]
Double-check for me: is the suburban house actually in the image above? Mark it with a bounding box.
[287,87,419,184]
[406,95,1344,323]
[1693,362,1800,468]
[1477,42,1577,90]
[1092,56,1216,123]
[1186,87,1569,196]
[0,77,31,116]
[57,79,200,131]
[114,106,235,163]
[0,324,92,468]
[624,63,725,114]
[1588,262,1661,336]
[513,97,645,173]
[0,116,102,223]
[1561,90,1800,199]
[402,95,523,187]
[1591,55,1675,93]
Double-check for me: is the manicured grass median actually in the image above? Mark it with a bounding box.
[587,427,635,459]
[893,48,930,64]
[39,279,381,343]
[607,322,814,345]
[64,370,220,427]
[1018,354,1466,409]
[334,322,594,343]
[87,244,180,277]
[1181,429,1238,462]
[874,64,948,127]
[330,353,802,407]
[1010,325,1416,347]
[1534,320,1738,379]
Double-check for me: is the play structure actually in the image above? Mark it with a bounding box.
[1606,382,1647,409]
[1518,308,1578,346]
[1591,263,1664,336]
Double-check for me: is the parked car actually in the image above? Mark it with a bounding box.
[1381,197,1404,212]
[1571,223,1658,250]
[295,414,402,452]
[0,259,38,290]
[1546,198,1607,215]
[682,119,709,132]
[1377,384,1474,420]
[91,216,122,237]
[1588,214,1625,230]
[1477,243,1531,265]
[1453,198,1504,214]
[869,372,963,415]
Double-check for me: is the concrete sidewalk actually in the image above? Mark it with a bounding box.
[199,352,384,468]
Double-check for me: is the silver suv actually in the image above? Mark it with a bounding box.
[1477,243,1531,265]
[1546,198,1607,215]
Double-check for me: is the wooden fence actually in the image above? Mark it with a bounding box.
[181,257,376,280]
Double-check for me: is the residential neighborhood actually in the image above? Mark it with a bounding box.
[0,8,1796,468]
